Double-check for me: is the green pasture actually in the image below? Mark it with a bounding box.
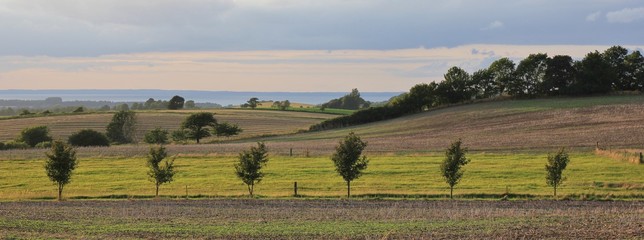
[0,152,641,200]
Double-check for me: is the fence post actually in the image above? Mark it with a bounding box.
[290,148,293,157]
[294,181,298,196]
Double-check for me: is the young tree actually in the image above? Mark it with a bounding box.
[106,110,137,144]
[331,132,369,197]
[68,129,110,147]
[546,148,570,198]
[168,95,185,110]
[144,127,169,144]
[19,126,52,147]
[146,145,176,197]
[181,112,217,143]
[234,142,269,197]
[213,122,243,138]
[247,97,259,109]
[440,139,470,199]
[45,141,77,201]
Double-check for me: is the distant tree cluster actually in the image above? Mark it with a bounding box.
[272,100,291,110]
[321,89,371,110]
[311,46,644,131]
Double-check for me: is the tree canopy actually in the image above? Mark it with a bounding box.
[181,112,217,143]
[168,95,185,110]
[321,89,371,110]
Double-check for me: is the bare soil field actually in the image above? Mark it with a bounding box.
[264,101,644,153]
[0,199,641,239]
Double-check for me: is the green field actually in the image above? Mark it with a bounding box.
[1,151,641,200]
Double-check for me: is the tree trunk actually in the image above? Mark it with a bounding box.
[347,181,351,198]
[450,185,453,199]
[156,183,160,198]
[196,137,200,144]
[58,183,63,201]
[247,184,253,197]
[554,184,557,198]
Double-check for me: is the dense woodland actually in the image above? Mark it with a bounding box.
[311,46,644,131]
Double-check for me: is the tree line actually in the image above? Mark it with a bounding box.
[311,46,644,131]
[44,132,569,200]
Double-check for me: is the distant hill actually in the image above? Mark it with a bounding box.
[0,90,401,106]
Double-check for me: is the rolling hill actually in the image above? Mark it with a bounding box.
[0,109,336,143]
[2,95,644,158]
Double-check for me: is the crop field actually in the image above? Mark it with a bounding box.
[0,109,335,143]
[0,200,641,239]
[264,95,644,152]
[0,152,641,200]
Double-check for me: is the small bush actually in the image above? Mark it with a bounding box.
[3,140,30,150]
[144,127,169,144]
[19,126,53,147]
[35,141,53,148]
[0,142,4,150]
[68,129,110,147]
[172,129,188,144]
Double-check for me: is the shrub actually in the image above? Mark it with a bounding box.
[19,126,53,147]
[68,129,110,147]
[171,129,188,144]
[35,141,53,148]
[3,140,30,150]
[144,127,169,144]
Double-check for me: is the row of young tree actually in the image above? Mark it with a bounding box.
[0,111,242,151]
[44,132,570,200]
[311,46,644,131]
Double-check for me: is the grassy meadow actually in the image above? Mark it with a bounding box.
[1,151,641,200]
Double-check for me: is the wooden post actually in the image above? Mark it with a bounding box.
[294,181,298,196]
[289,148,293,157]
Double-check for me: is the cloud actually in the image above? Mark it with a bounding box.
[606,7,644,23]
[481,20,504,30]
[0,1,642,56]
[586,11,602,22]
[1,44,639,92]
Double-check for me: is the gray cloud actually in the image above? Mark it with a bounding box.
[0,0,642,56]
[586,11,602,22]
[606,7,644,23]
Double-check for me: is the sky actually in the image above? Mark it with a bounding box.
[0,0,643,92]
